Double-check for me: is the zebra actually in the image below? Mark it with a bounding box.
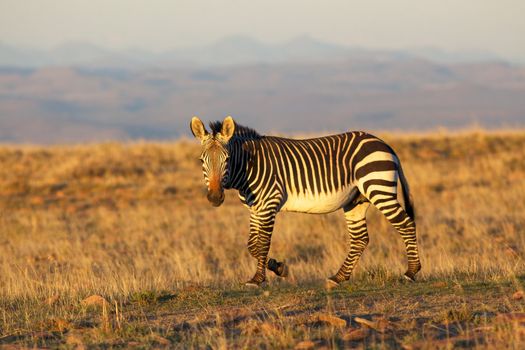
[190,116,421,288]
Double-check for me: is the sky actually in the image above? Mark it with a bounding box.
[1,0,525,61]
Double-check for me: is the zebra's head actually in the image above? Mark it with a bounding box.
[190,116,235,207]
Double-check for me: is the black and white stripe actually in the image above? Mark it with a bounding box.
[191,116,421,287]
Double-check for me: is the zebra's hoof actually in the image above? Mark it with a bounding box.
[276,262,288,278]
[267,259,288,278]
[325,278,340,290]
[244,280,266,288]
[403,273,416,282]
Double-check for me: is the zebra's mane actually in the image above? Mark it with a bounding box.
[209,121,262,140]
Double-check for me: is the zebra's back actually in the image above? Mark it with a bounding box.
[247,131,400,214]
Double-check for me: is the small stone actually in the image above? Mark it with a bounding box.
[317,314,347,327]
[151,335,171,345]
[354,316,391,333]
[354,316,375,329]
[342,327,369,341]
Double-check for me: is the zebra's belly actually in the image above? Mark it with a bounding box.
[280,186,356,214]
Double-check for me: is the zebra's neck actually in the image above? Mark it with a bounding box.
[224,136,257,191]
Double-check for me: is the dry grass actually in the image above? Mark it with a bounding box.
[1,130,525,348]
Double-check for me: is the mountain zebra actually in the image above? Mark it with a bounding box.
[190,116,421,288]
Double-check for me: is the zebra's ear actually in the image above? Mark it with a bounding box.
[190,116,208,141]
[220,116,235,141]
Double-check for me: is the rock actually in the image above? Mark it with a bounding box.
[354,316,375,329]
[151,335,171,345]
[342,327,370,341]
[317,314,347,327]
[354,316,391,333]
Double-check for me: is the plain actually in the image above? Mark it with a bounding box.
[0,130,525,349]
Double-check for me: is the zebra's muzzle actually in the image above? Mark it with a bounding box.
[207,190,225,207]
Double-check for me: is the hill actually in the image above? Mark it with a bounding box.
[1,59,524,143]
[0,36,505,68]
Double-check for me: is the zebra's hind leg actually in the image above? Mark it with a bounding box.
[371,196,421,281]
[327,200,371,288]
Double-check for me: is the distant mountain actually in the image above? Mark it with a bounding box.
[0,35,523,144]
[0,36,514,68]
[0,58,524,143]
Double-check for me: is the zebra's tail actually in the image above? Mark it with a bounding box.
[397,162,415,220]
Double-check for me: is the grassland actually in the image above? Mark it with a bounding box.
[1,130,525,349]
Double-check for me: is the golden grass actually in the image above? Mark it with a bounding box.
[0,130,525,348]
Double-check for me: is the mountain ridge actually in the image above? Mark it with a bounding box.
[0,57,524,144]
[0,35,511,68]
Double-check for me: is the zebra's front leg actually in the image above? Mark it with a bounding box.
[245,209,278,287]
[247,221,288,278]
[327,201,370,289]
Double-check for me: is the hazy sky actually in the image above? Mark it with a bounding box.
[2,0,524,61]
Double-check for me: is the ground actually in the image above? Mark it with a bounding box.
[1,130,525,349]
[3,278,525,349]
